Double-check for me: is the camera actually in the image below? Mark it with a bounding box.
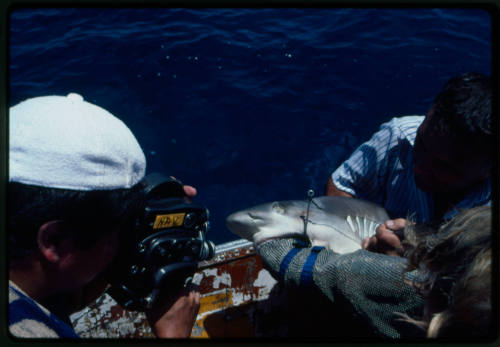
[106,173,215,311]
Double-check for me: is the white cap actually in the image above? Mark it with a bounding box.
[9,93,146,190]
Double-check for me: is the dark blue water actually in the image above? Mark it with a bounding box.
[9,8,492,244]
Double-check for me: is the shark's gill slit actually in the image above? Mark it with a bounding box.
[346,215,356,234]
[356,216,362,237]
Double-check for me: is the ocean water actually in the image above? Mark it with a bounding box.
[9,8,492,244]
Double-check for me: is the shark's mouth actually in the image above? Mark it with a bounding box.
[248,212,268,227]
[248,212,264,221]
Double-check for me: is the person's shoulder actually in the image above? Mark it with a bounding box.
[9,282,60,338]
[381,115,424,138]
[8,281,78,338]
[384,115,424,128]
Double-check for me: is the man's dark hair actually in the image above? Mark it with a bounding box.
[8,181,145,261]
[432,72,492,143]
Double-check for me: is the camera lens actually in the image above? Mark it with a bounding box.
[183,213,197,228]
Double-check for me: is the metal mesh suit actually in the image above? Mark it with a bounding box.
[257,238,425,338]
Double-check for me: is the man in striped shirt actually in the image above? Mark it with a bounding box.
[325,73,492,255]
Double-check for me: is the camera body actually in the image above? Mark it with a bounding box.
[107,173,215,311]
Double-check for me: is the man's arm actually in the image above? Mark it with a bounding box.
[146,285,200,338]
[326,118,407,202]
[325,176,354,197]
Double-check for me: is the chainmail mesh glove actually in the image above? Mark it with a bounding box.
[257,238,425,338]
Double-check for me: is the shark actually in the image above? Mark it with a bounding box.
[226,196,390,254]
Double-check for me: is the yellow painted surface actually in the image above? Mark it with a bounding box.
[191,290,259,338]
[192,291,233,338]
[152,212,185,229]
[198,292,233,314]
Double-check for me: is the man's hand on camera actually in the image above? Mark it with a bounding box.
[361,219,407,257]
[146,284,200,338]
[182,185,197,199]
[170,176,197,202]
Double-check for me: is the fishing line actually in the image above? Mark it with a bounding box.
[303,189,314,240]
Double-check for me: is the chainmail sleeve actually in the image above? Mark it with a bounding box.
[257,238,425,338]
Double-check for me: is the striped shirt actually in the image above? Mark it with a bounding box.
[9,281,79,338]
[332,116,491,223]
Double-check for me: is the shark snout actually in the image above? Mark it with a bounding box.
[226,209,273,242]
[227,210,264,226]
[226,211,256,237]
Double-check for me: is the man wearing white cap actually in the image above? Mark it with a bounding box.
[8,93,198,338]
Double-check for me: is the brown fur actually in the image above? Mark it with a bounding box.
[401,206,492,338]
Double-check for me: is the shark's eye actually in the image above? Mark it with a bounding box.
[272,202,285,215]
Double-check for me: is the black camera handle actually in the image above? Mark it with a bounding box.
[142,173,185,198]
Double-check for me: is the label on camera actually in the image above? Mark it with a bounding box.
[153,213,186,229]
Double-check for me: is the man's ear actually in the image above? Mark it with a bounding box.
[37,221,70,263]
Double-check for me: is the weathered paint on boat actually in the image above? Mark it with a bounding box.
[71,239,285,338]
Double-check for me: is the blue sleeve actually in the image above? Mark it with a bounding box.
[331,119,396,204]
[9,285,79,338]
